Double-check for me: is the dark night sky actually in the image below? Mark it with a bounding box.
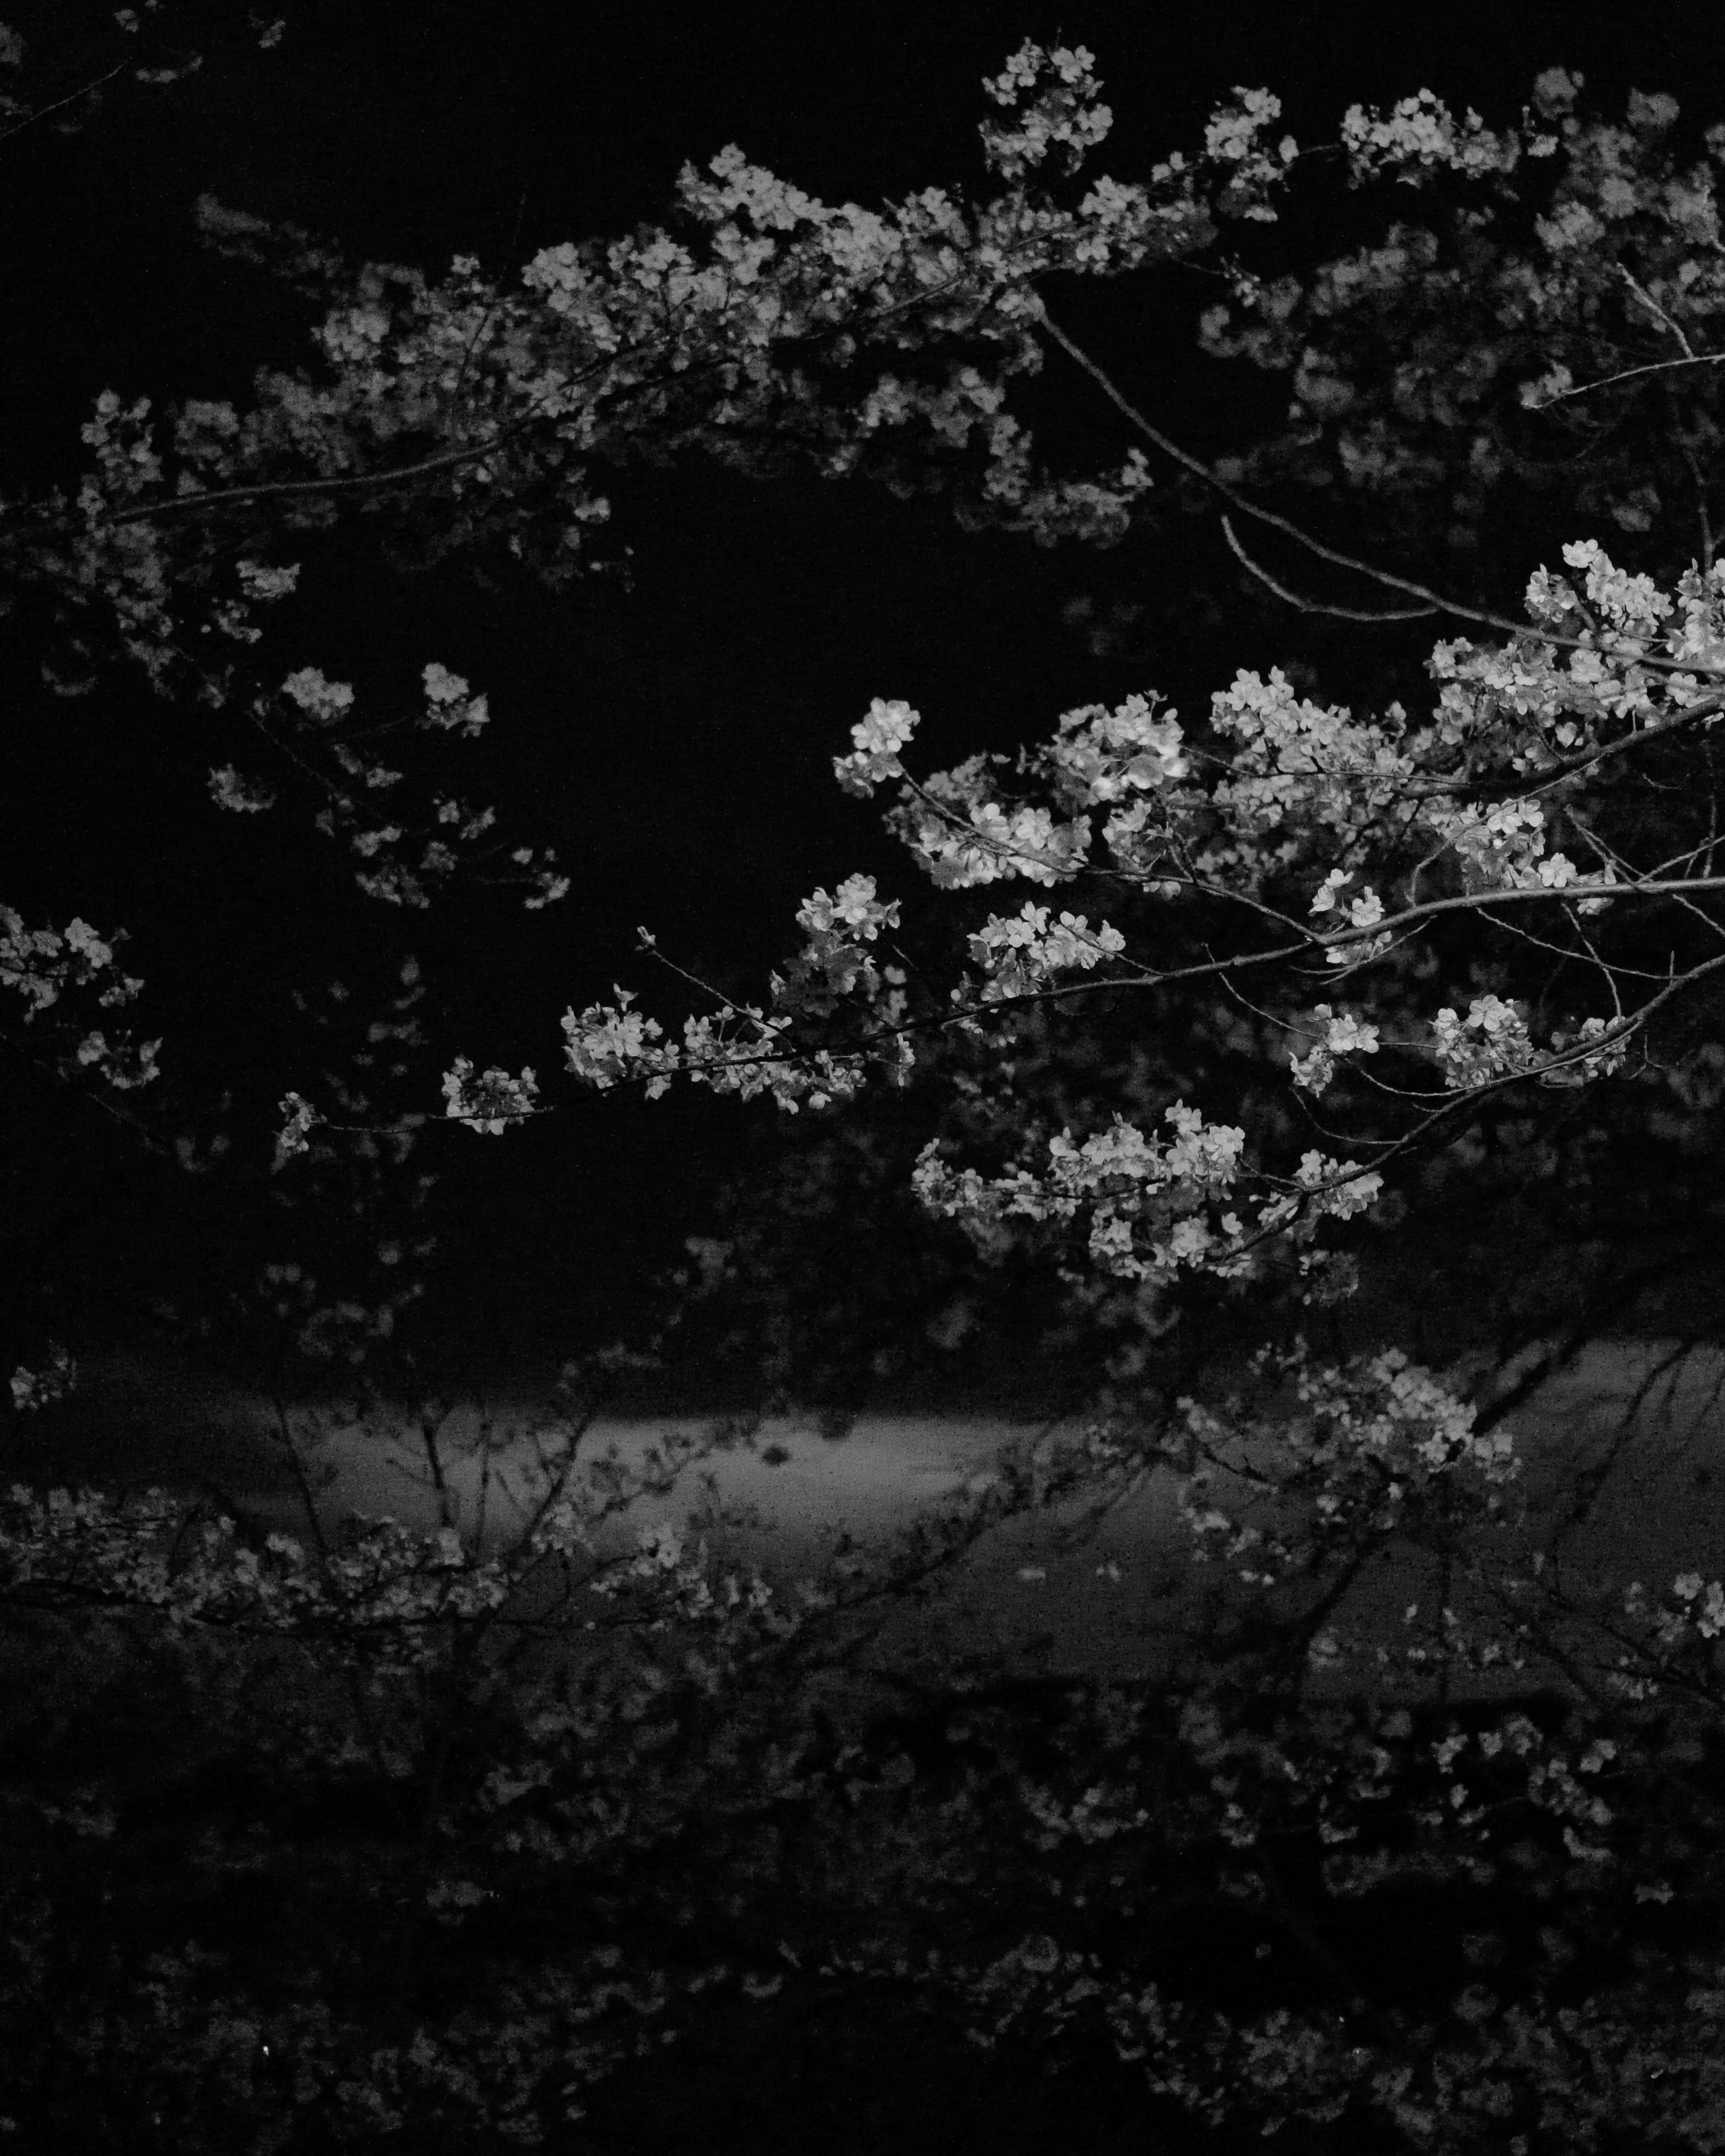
[7,0,1725,1394]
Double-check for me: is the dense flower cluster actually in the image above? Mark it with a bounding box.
[0,903,160,1099]
[538,537,1717,1309]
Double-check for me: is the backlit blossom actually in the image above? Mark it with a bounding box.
[281,665,355,725]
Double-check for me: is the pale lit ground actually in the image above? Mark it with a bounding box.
[9,1333,1725,1705]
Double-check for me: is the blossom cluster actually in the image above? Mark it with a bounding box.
[0,903,160,1094]
[558,982,913,1117]
[1,1482,511,1663]
[909,1109,1381,1286]
[891,778,1095,890]
[27,40,1358,1214]
[579,1517,807,1641]
[977,41,1114,186]
[1340,87,1525,188]
[961,900,1127,1002]
[832,694,920,796]
[1287,1003,1381,1096]
[771,872,905,1015]
[509,536,1723,1299]
[62,50,1725,1301]
[1618,1570,1725,1687]
[8,1341,76,1414]
[1173,1341,1522,1588]
[1428,994,1538,1090]
[46,39,1335,751]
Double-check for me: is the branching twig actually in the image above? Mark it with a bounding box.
[1039,310,1725,680]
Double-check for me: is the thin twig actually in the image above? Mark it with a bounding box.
[1221,514,1438,623]
[1038,309,1725,680]
[0,58,130,149]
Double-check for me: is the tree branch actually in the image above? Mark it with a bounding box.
[1038,309,1725,681]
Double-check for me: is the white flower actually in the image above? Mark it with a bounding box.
[208,764,277,815]
[422,661,471,705]
[440,1056,540,1135]
[834,698,920,796]
[236,559,300,603]
[796,874,898,938]
[420,662,490,735]
[1289,1043,1336,1095]
[1310,868,1351,916]
[852,696,917,755]
[1431,997,1537,1089]
[1345,888,1384,930]
[1561,538,1675,631]
[1324,1011,1380,1057]
[62,919,113,970]
[281,666,355,725]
